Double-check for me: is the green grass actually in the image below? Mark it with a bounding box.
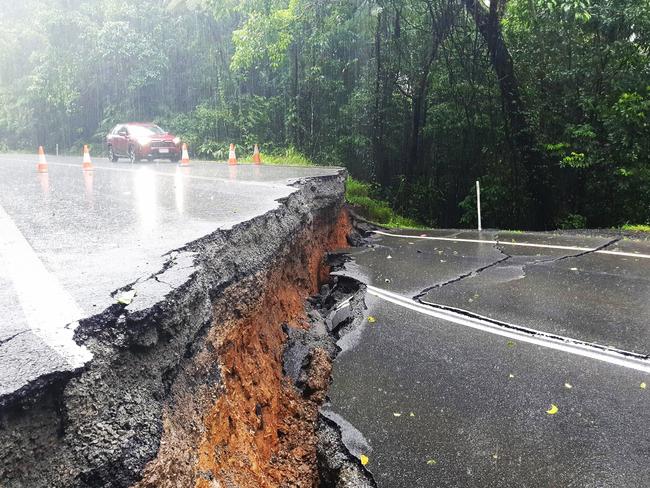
[240,147,314,166]
[345,177,424,229]
[345,177,371,199]
[621,224,650,233]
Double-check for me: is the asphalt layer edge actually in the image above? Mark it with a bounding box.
[0,170,349,487]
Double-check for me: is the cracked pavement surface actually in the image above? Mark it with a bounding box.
[345,230,650,354]
[419,232,650,355]
[0,153,340,400]
[327,228,650,487]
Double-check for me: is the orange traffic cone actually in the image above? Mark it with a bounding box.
[252,144,262,165]
[82,145,94,171]
[180,143,190,166]
[228,143,237,165]
[37,146,48,173]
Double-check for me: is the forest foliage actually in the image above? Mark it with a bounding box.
[0,0,649,229]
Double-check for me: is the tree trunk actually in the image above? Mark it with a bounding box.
[407,90,425,179]
[373,9,388,185]
[464,0,550,228]
[287,40,300,147]
[404,1,456,181]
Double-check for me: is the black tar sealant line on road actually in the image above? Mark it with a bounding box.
[547,236,620,262]
[366,285,650,373]
[412,250,511,301]
[411,234,621,302]
[373,230,650,260]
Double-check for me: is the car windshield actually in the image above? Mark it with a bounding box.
[129,125,165,136]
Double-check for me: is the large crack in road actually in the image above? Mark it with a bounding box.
[412,241,511,301]
[324,225,650,487]
[404,230,648,354]
[412,234,622,306]
[3,187,647,487]
[1,172,375,488]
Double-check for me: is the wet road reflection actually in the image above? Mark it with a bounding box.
[37,172,49,196]
[134,167,158,234]
[174,166,187,215]
[83,171,93,203]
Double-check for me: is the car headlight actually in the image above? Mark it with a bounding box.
[173,137,181,145]
[137,137,150,146]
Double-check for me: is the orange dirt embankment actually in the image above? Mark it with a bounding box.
[134,208,351,488]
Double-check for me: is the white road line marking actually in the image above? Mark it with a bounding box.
[373,230,650,260]
[366,285,650,373]
[0,204,91,367]
[596,249,650,259]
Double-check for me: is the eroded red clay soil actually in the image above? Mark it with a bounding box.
[134,209,350,488]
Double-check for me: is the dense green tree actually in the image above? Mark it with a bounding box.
[1,0,648,229]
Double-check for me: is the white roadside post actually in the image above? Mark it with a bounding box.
[476,180,482,231]
[56,144,59,156]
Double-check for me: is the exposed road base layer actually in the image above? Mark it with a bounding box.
[134,217,356,487]
[0,172,359,487]
[134,256,375,486]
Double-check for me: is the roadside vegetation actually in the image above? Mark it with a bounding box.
[346,178,422,229]
[240,147,313,166]
[621,224,650,233]
[1,0,649,230]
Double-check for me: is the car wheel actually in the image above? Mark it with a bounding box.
[108,145,118,162]
[128,146,136,164]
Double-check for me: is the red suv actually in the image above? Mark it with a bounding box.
[106,123,181,163]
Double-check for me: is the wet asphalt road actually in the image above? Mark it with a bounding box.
[343,230,650,354]
[328,229,650,487]
[0,153,339,400]
[2,151,649,485]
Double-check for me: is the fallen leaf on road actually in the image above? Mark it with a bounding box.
[367,316,376,323]
[570,267,578,271]
[360,454,369,466]
[641,382,647,390]
[564,383,572,389]
[393,412,401,417]
[509,374,515,379]
[426,459,437,465]
[546,404,559,415]
[116,289,136,305]
[410,412,415,417]
[387,255,392,259]
[507,340,516,348]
